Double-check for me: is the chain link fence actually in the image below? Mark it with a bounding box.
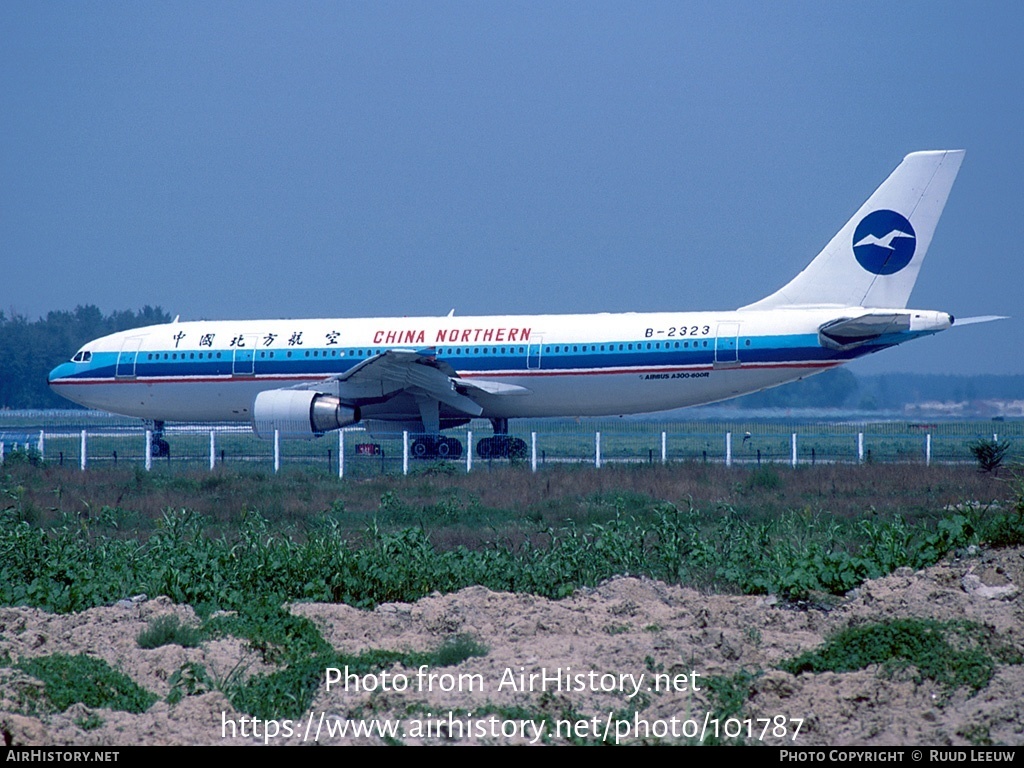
[0,410,1019,476]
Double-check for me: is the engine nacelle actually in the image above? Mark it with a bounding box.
[252,390,361,440]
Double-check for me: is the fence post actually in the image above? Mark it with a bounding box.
[145,430,152,471]
[80,430,87,471]
[725,432,732,467]
[791,433,798,468]
[926,433,931,466]
[531,431,537,472]
[858,432,864,464]
[37,430,45,461]
[661,431,667,464]
[595,431,601,468]
[466,430,472,473]
[209,430,216,471]
[0,442,4,464]
[274,429,280,473]
[403,431,409,476]
[338,430,345,479]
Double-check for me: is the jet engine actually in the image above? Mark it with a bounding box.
[253,390,360,439]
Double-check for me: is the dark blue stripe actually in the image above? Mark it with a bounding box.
[55,330,939,381]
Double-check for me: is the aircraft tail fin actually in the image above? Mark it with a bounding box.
[740,150,965,311]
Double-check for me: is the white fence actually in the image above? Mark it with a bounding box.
[0,412,1018,476]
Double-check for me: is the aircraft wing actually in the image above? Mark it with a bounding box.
[291,348,529,418]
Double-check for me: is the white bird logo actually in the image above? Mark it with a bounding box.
[853,229,914,251]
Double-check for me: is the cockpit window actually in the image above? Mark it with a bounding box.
[71,351,92,363]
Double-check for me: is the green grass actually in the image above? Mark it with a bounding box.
[4,493,1019,618]
[1,459,1010,546]
[2,467,1023,614]
[204,601,489,720]
[136,614,206,649]
[669,619,1022,744]
[16,653,157,714]
[780,618,1022,694]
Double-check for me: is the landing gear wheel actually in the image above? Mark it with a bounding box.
[436,437,463,459]
[477,436,494,459]
[507,437,527,460]
[152,439,170,458]
[411,438,435,459]
[476,436,526,459]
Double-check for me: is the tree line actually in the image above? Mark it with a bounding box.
[0,306,170,409]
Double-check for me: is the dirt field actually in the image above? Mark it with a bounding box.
[1,544,1022,746]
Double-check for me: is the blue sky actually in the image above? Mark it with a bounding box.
[3,1,1022,374]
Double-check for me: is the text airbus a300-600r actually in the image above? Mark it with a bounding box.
[50,151,994,459]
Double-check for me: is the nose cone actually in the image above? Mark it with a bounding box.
[48,362,76,387]
[48,360,80,385]
[48,362,86,407]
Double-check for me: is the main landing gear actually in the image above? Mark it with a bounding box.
[406,418,528,461]
[476,435,528,460]
[475,417,527,460]
[410,436,464,460]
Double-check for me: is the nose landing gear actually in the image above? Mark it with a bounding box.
[150,421,170,458]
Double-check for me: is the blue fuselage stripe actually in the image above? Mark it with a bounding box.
[49,331,929,384]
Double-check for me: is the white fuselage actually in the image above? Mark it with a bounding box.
[47,307,952,428]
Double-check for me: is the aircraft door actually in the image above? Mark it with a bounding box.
[714,323,741,367]
[115,337,144,378]
[527,338,543,369]
[232,335,260,375]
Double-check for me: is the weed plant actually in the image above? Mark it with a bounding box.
[969,438,1011,474]
[136,614,205,649]
[166,661,215,706]
[3,499,1024,617]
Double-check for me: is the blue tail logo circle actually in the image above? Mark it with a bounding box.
[852,210,916,275]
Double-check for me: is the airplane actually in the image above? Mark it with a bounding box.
[48,150,993,459]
